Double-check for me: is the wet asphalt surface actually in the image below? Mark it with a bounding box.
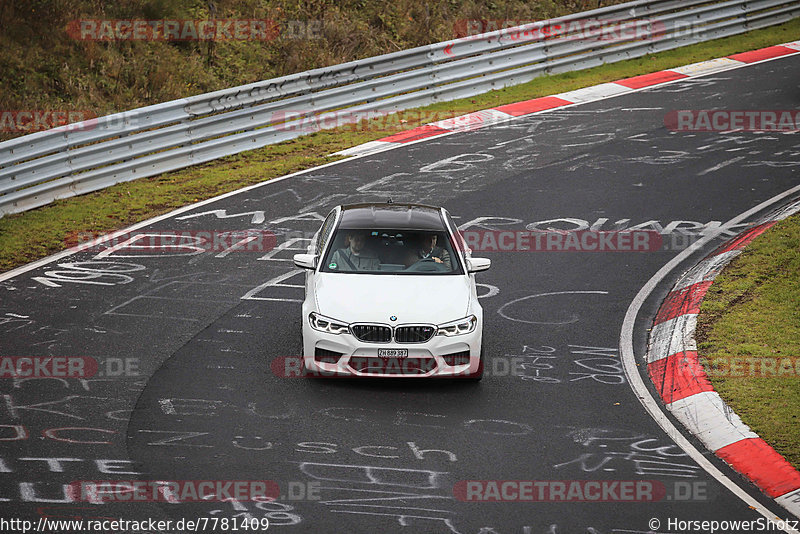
[0,54,798,533]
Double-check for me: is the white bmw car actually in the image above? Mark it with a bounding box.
[293,202,490,379]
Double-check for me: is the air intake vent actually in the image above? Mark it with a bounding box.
[314,348,343,364]
[349,357,436,375]
[442,350,471,366]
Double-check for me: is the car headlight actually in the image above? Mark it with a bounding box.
[308,312,350,335]
[436,315,477,336]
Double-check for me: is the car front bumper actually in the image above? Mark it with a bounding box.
[301,319,482,378]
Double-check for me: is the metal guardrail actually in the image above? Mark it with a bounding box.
[1,0,798,216]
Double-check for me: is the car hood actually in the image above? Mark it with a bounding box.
[314,273,472,324]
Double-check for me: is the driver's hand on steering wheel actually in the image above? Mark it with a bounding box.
[432,257,443,263]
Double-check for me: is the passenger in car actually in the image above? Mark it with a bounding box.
[329,232,381,271]
[408,232,451,269]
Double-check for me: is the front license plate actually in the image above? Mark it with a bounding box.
[378,349,408,358]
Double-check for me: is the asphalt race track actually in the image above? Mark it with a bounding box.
[1,54,798,533]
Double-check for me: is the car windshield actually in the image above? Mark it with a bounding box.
[320,228,463,274]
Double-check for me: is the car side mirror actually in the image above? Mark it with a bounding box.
[467,257,491,273]
[293,253,317,270]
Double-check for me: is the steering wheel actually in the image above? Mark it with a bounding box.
[406,257,445,272]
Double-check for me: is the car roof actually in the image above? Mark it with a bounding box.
[337,203,446,231]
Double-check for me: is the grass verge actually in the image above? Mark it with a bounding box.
[697,213,800,470]
[1,18,799,272]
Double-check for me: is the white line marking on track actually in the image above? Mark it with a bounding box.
[698,156,746,176]
[498,290,609,325]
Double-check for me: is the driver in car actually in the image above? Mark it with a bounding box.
[408,232,451,269]
[329,232,380,271]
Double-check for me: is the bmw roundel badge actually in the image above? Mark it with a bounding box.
[389,315,397,322]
